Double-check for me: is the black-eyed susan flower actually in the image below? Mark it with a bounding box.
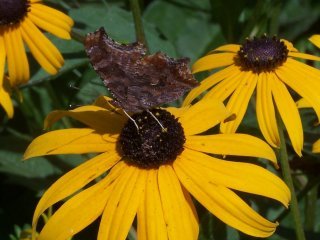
[184,35,320,156]
[309,35,320,48]
[0,0,73,117]
[24,96,290,240]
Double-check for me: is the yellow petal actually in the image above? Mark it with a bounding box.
[288,52,320,61]
[29,4,73,39]
[220,72,257,133]
[176,148,290,206]
[256,72,280,148]
[192,53,235,73]
[312,139,320,153]
[45,105,125,133]
[137,169,168,240]
[0,35,5,79]
[186,133,277,165]
[38,172,114,240]
[296,98,312,108]
[158,165,198,240]
[270,75,303,156]
[0,78,14,118]
[174,155,281,238]
[183,65,239,106]
[282,39,298,52]
[98,164,146,240]
[309,35,320,48]
[24,128,116,159]
[165,105,190,118]
[210,44,240,53]
[32,151,121,236]
[3,26,29,85]
[179,98,229,135]
[203,69,243,102]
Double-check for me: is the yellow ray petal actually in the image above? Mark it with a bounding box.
[183,65,239,106]
[98,164,146,240]
[179,98,229,136]
[31,3,74,28]
[282,39,298,52]
[312,139,320,153]
[20,19,62,75]
[296,98,311,108]
[203,69,243,102]
[256,72,280,148]
[288,52,320,61]
[192,53,235,73]
[3,26,29,85]
[45,105,125,133]
[176,149,290,206]
[186,133,277,165]
[165,105,190,118]
[276,60,320,123]
[270,75,303,156]
[158,165,198,240]
[0,35,5,79]
[309,35,320,48]
[37,172,114,240]
[30,0,42,2]
[210,44,240,53]
[137,169,168,240]
[29,6,73,39]
[0,78,14,118]
[32,152,122,236]
[174,156,280,238]
[220,72,257,133]
[24,128,116,159]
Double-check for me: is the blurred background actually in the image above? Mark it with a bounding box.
[1,0,320,239]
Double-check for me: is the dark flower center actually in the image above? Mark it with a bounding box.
[236,35,288,73]
[0,0,30,26]
[118,109,185,169]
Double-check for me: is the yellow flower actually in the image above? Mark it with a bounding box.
[309,35,320,48]
[184,35,320,156]
[24,96,290,240]
[0,0,73,117]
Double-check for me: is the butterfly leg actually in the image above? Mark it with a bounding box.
[122,109,140,132]
[146,109,167,132]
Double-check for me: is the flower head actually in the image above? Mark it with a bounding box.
[184,35,320,156]
[0,0,74,117]
[24,96,290,239]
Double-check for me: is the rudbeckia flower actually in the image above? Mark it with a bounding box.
[0,0,73,117]
[184,35,320,156]
[309,35,320,48]
[24,96,290,240]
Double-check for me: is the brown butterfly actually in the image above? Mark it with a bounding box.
[84,27,198,113]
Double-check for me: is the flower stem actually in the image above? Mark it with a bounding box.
[129,0,149,51]
[277,115,306,240]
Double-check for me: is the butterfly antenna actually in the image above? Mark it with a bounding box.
[122,110,139,132]
[146,109,167,132]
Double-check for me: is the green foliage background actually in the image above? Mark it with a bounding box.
[1,0,320,239]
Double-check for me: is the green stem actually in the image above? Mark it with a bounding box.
[71,29,86,44]
[305,183,318,230]
[129,0,149,51]
[277,115,306,240]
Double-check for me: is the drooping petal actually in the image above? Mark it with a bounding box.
[256,72,280,148]
[24,128,116,158]
[179,98,229,136]
[98,164,147,240]
[309,35,320,48]
[20,18,63,74]
[183,65,239,106]
[158,165,198,240]
[175,149,290,206]
[137,169,168,240]
[288,52,320,61]
[32,152,122,236]
[203,69,244,102]
[185,133,277,165]
[210,44,240,53]
[270,75,303,156]
[312,139,320,153]
[3,26,29,85]
[220,72,257,133]
[174,153,282,238]
[192,53,235,73]
[29,3,73,39]
[45,105,125,133]
[276,59,320,122]
[37,169,116,240]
